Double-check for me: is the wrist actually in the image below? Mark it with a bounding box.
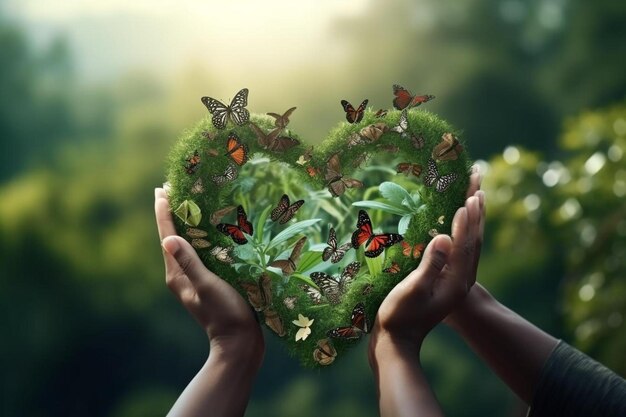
[368,329,423,372]
[209,332,265,373]
[444,283,496,332]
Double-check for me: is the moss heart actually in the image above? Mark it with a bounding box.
[166,104,470,367]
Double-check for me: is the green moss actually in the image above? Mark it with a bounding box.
[166,107,471,368]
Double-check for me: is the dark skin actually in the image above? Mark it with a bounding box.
[155,167,559,417]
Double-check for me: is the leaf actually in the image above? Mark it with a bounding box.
[398,214,412,235]
[316,199,345,223]
[297,251,323,273]
[255,204,273,244]
[174,200,202,226]
[379,182,412,205]
[352,201,409,216]
[267,219,321,250]
[364,252,383,278]
[290,273,318,288]
[233,243,255,261]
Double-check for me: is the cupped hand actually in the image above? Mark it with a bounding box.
[370,168,485,352]
[154,188,264,361]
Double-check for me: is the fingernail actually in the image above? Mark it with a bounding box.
[162,236,180,255]
[472,164,480,174]
[432,235,451,260]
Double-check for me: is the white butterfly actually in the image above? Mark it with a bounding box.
[210,246,234,263]
[211,164,238,186]
[424,158,458,193]
[201,88,250,130]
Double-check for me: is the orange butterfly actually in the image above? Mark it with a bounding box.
[184,150,201,174]
[392,84,435,110]
[306,166,320,177]
[383,262,401,274]
[351,210,403,258]
[341,99,368,124]
[224,133,249,166]
[402,241,425,258]
[396,162,423,178]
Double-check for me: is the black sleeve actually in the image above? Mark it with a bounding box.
[527,340,626,417]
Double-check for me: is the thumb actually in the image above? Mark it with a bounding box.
[162,236,212,287]
[410,234,452,290]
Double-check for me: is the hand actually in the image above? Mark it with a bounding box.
[154,187,264,363]
[370,170,485,354]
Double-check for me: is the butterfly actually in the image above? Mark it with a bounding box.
[296,146,314,166]
[210,205,237,225]
[224,133,249,166]
[325,153,364,197]
[340,99,368,124]
[240,274,286,336]
[207,149,220,157]
[322,226,353,263]
[211,163,238,186]
[310,261,361,305]
[271,194,304,224]
[300,284,323,305]
[210,246,234,263]
[186,228,211,249]
[402,241,425,258]
[216,205,253,245]
[191,178,204,194]
[283,296,297,310]
[374,109,388,118]
[201,130,216,141]
[267,107,297,129]
[201,88,250,130]
[269,236,307,275]
[392,84,435,110]
[306,166,320,177]
[351,210,404,258]
[346,133,369,148]
[313,338,337,366]
[359,122,388,142]
[250,122,300,153]
[396,162,423,178]
[383,262,401,274]
[432,132,463,161]
[327,303,370,340]
[391,109,424,149]
[184,150,201,174]
[424,158,458,192]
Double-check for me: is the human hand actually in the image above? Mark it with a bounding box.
[154,187,264,364]
[369,171,485,357]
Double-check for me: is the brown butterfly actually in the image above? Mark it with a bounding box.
[191,178,204,194]
[184,150,201,174]
[322,226,352,264]
[313,338,337,366]
[250,122,300,153]
[396,162,423,178]
[341,99,368,124]
[210,205,237,225]
[346,133,369,148]
[210,246,234,263]
[432,133,463,161]
[402,241,425,258]
[374,109,388,118]
[240,274,285,337]
[359,122,388,142]
[186,228,211,249]
[267,107,297,129]
[270,194,304,224]
[283,296,297,310]
[325,153,363,197]
[352,152,370,168]
[392,84,435,110]
[269,236,307,275]
[383,262,401,274]
[306,166,320,177]
[202,130,217,141]
[207,149,220,157]
[361,283,374,295]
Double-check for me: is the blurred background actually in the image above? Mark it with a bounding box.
[1,0,625,415]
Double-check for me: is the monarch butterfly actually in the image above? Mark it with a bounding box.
[327,303,370,340]
[325,153,363,197]
[224,133,249,166]
[322,226,353,264]
[351,210,403,258]
[268,236,307,275]
[424,158,458,193]
[266,107,297,129]
[396,162,423,178]
[383,262,401,274]
[402,241,425,259]
[201,88,250,130]
[211,164,238,186]
[210,246,234,263]
[216,205,253,245]
[313,338,337,366]
[271,194,304,224]
[310,261,361,305]
[249,122,300,153]
[340,99,368,124]
[184,150,201,174]
[432,133,463,161]
[392,84,435,110]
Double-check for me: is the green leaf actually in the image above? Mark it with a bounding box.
[398,214,412,234]
[297,251,323,273]
[174,200,202,226]
[290,273,318,288]
[364,251,383,277]
[255,204,273,244]
[267,219,321,250]
[316,199,345,223]
[379,182,412,205]
[352,201,409,216]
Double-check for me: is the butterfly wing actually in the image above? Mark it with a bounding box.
[313,338,337,366]
[391,109,409,135]
[278,199,304,224]
[210,246,233,263]
[211,164,238,186]
[354,99,368,123]
[351,210,374,248]
[410,94,435,108]
[216,223,247,245]
[311,272,342,304]
[269,236,306,274]
[267,106,297,128]
[228,88,250,126]
[270,135,300,152]
[201,96,230,129]
[383,262,401,274]
[424,158,439,187]
[322,227,338,262]
[263,307,286,337]
[350,303,370,333]
[435,173,458,193]
[225,134,249,166]
[236,205,253,235]
[300,284,323,304]
[340,261,361,288]
[210,205,237,225]
[364,233,403,258]
[271,194,289,222]
[392,84,413,110]
[331,242,352,264]
[340,100,357,123]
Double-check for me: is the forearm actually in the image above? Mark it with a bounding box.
[370,335,445,417]
[168,343,263,417]
[446,284,558,404]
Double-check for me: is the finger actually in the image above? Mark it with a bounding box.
[155,188,177,241]
[449,204,469,268]
[471,190,486,282]
[465,165,481,198]
[404,234,452,291]
[162,236,221,291]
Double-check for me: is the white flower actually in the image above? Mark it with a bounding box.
[292,314,314,342]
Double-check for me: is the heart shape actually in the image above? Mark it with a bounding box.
[166,96,470,367]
